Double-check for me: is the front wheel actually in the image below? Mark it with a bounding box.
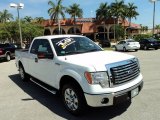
[61,84,86,115]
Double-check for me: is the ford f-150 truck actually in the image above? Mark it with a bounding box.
[15,35,143,115]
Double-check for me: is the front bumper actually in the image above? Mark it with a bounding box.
[84,80,143,107]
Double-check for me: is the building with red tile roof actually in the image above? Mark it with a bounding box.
[42,18,141,41]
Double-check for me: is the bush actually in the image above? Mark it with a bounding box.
[133,34,152,41]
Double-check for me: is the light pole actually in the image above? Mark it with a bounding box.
[149,0,160,35]
[10,3,24,48]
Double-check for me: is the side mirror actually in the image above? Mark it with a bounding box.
[37,51,54,59]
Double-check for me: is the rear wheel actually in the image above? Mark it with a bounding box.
[144,46,148,50]
[123,47,127,52]
[115,46,118,51]
[19,65,29,82]
[6,54,11,61]
[61,84,86,115]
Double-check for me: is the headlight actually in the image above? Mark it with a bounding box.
[134,57,140,69]
[84,72,109,88]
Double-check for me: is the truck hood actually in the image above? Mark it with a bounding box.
[58,51,135,71]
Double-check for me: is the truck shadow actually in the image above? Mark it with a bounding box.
[9,74,131,120]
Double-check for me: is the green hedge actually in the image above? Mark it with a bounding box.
[133,34,152,41]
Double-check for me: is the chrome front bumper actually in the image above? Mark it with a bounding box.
[84,81,143,107]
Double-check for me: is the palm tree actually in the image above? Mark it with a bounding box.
[126,3,139,27]
[24,16,33,23]
[96,2,111,20]
[0,9,13,23]
[96,2,110,40]
[48,0,65,34]
[66,3,83,34]
[110,0,126,40]
[110,0,126,24]
[155,25,160,33]
[35,17,44,24]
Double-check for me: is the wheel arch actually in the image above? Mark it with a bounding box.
[59,75,83,93]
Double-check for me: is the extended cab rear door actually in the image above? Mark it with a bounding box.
[28,39,60,86]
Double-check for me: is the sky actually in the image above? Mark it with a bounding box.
[0,0,160,28]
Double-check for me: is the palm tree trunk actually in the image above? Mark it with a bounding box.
[129,18,131,38]
[74,16,76,34]
[58,13,61,34]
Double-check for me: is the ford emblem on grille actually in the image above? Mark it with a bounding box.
[127,69,133,74]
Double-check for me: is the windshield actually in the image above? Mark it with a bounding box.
[51,36,102,56]
[127,40,136,42]
[148,38,157,42]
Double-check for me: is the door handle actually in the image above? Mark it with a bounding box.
[35,58,38,63]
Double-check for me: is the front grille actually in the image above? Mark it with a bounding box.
[110,60,140,85]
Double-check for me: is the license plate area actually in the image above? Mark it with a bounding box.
[131,87,139,98]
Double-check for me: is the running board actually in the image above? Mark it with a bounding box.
[30,77,57,94]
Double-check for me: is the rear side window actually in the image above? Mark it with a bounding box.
[30,39,53,54]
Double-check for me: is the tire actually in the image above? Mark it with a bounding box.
[115,46,118,51]
[19,65,29,82]
[144,46,148,50]
[61,84,86,115]
[135,49,138,52]
[6,54,11,61]
[155,47,158,50]
[123,47,127,52]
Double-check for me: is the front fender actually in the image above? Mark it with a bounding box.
[56,68,88,91]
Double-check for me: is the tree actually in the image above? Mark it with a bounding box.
[96,2,111,20]
[35,17,45,24]
[23,16,33,23]
[0,21,43,44]
[126,3,139,27]
[155,25,160,33]
[66,3,83,34]
[96,2,110,40]
[48,0,65,34]
[125,3,139,37]
[110,0,126,23]
[0,9,13,23]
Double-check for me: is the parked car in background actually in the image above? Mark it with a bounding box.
[115,39,140,52]
[98,39,111,47]
[0,43,16,61]
[139,38,159,50]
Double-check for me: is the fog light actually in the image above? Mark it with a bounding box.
[101,98,109,104]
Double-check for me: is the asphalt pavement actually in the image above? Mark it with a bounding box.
[0,49,160,120]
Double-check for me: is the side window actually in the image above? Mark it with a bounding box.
[38,39,53,54]
[30,39,40,54]
[30,39,53,54]
[118,41,123,44]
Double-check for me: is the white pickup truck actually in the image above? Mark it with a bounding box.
[15,35,143,115]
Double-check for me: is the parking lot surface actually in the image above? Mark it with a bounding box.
[0,49,160,120]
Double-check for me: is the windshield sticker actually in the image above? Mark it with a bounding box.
[56,37,76,49]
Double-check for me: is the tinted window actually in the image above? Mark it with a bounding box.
[118,41,124,44]
[30,39,53,54]
[127,40,136,42]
